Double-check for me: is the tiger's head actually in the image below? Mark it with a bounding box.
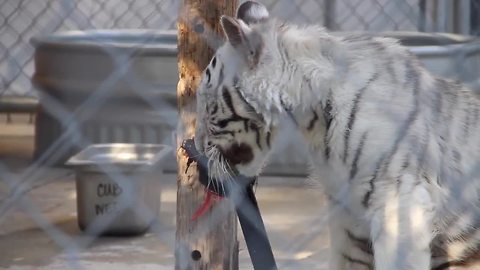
[195,1,286,179]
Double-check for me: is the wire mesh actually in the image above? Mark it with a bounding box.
[1,0,480,269]
[3,0,478,98]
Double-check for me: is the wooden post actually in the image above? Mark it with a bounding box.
[176,1,238,269]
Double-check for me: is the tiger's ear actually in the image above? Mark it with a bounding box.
[221,16,246,48]
[221,15,264,68]
[237,1,269,25]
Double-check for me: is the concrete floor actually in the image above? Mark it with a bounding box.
[0,114,330,270]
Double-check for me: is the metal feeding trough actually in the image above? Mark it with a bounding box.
[66,143,171,235]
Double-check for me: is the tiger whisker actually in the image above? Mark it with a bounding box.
[203,145,238,196]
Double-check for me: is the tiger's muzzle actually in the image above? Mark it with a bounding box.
[219,142,254,165]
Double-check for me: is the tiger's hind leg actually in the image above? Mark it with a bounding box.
[369,174,435,270]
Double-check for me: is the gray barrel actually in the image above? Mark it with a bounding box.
[31,30,179,166]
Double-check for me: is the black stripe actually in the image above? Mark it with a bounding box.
[222,86,236,114]
[306,109,319,131]
[431,250,480,270]
[211,56,216,68]
[401,153,410,169]
[439,135,446,154]
[303,75,314,94]
[473,106,480,141]
[217,63,224,88]
[266,131,271,148]
[437,79,458,184]
[422,173,431,184]
[415,128,429,177]
[380,63,420,174]
[452,149,462,175]
[233,83,257,114]
[431,234,449,260]
[363,63,420,207]
[220,100,226,114]
[323,94,334,160]
[473,106,480,126]
[433,82,443,117]
[395,174,402,192]
[432,261,462,270]
[342,254,372,268]
[324,142,331,161]
[342,34,372,43]
[323,97,333,131]
[285,110,298,127]
[215,86,251,129]
[462,103,471,138]
[206,68,211,84]
[243,120,249,131]
[211,130,235,136]
[327,195,355,216]
[349,132,368,180]
[386,59,397,85]
[345,229,373,255]
[440,80,458,125]
[441,212,465,239]
[364,103,419,207]
[404,60,418,84]
[449,216,480,243]
[214,119,230,128]
[280,96,292,112]
[250,122,262,149]
[372,40,387,51]
[210,104,219,115]
[362,165,380,207]
[213,116,249,129]
[343,73,379,164]
[398,153,415,191]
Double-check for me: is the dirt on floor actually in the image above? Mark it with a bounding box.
[0,113,330,270]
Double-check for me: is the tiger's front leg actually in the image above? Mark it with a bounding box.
[329,200,373,270]
[369,175,435,270]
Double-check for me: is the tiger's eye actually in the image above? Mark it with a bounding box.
[217,120,228,128]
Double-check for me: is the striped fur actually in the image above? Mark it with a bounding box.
[195,1,480,269]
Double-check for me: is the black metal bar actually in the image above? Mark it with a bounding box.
[181,138,277,270]
[418,0,427,32]
[324,0,336,30]
[236,183,277,270]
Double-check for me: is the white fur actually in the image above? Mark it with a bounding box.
[196,3,480,269]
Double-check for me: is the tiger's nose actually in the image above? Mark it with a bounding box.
[220,143,254,165]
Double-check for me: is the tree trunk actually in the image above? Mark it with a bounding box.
[175,1,238,269]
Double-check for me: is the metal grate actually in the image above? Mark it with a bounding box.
[2,0,477,97]
[1,1,480,269]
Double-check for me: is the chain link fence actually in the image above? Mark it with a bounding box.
[1,0,480,269]
[0,0,179,97]
[2,0,479,97]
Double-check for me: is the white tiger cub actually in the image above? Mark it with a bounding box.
[194,1,480,269]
